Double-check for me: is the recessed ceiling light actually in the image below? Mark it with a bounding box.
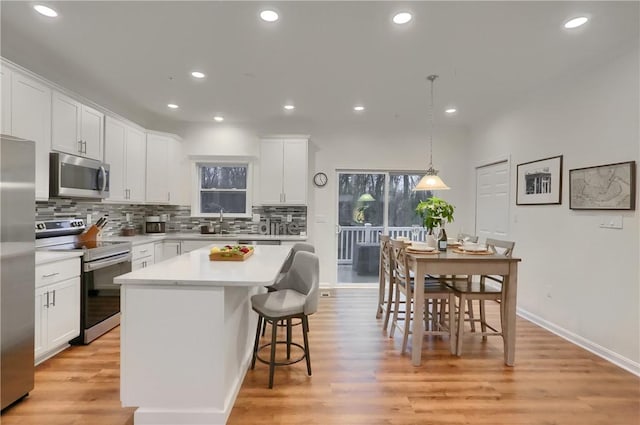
[260,10,279,22]
[393,12,412,25]
[191,71,205,79]
[33,4,58,18]
[213,116,224,122]
[564,16,589,29]
[445,108,457,114]
[167,103,179,109]
[353,105,365,112]
[284,104,295,110]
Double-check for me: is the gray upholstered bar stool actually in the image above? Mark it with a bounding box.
[262,242,315,336]
[251,251,319,388]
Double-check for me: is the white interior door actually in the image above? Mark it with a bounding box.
[475,161,510,241]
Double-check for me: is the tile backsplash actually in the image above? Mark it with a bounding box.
[36,199,306,237]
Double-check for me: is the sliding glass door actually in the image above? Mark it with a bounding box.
[336,171,431,285]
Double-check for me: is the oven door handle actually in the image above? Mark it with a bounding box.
[84,252,131,272]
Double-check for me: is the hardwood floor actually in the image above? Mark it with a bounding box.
[2,289,638,425]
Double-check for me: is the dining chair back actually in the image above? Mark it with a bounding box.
[389,240,453,354]
[376,235,396,332]
[447,238,516,356]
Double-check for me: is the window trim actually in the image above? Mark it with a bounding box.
[191,160,253,218]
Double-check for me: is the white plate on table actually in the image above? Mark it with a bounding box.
[408,245,436,252]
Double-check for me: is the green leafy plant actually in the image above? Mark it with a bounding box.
[415,196,455,232]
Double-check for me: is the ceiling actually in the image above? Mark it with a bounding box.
[1,1,638,134]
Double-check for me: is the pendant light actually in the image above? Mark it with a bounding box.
[414,75,450,191]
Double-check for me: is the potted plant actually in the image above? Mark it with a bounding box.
[415,196,455,246]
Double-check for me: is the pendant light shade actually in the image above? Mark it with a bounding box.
[414,75,450,191]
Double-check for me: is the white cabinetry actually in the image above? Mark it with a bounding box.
[160,241,182,261]
[52,91,103,160]
[6,69,52,200]
[146,132,184,205]
[180,240,217,253]
[105,116,146,202]
[35,257,81,364]
[259,138,308,205]
[132,242,155,270]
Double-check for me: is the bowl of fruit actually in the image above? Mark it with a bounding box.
[209,245,254,261]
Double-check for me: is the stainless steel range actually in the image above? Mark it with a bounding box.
[35,219,132,344]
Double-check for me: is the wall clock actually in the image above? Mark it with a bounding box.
[313,172,328,187]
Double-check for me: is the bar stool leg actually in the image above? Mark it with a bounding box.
[286,319,292,359]
[302,315,312,376]
[268,318,278,389]
[251,315,263,370]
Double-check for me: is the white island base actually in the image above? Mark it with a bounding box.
[116,246,292,425]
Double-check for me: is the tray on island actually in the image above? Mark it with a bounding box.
[209,246,254,261]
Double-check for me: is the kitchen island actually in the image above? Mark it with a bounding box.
[114,245,292,425]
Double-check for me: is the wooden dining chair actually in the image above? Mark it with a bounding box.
[389,240,453,354]
[376,235,397,333]
[447,238,515,356]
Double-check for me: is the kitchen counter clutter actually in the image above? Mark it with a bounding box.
[115,245,292,425]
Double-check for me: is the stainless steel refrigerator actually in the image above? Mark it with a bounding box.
[0,135,35,410]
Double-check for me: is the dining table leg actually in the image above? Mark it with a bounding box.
[502,261,519,366]
[411,262,427,366]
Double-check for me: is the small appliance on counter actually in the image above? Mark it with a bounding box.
[145,215,167,235]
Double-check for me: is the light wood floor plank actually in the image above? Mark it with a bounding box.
[1,288,638,425]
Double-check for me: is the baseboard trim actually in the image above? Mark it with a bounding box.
[517,307,640,377]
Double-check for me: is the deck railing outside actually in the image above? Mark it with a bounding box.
[337,226,427,264]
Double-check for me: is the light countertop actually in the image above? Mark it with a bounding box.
[35,250,83,265]
[103,233,307,246]
[114,245,291,287]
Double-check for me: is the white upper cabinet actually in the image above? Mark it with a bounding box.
[80,104,103,160]
[126,126,146,203]
[9,69,52,200]
[1,65,11,135]
[146,132,183,205]
[259,138,308,205]
[104,117,127,201]
[146,133,170,203]
[105,116,146,202]
[52,91,103,160]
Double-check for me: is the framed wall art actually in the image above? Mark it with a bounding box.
[569,161,636,210]
[516,155,563,205]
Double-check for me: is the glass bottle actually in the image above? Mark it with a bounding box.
[438,227,448,252]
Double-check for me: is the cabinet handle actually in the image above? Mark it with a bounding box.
[139,249,148,253]
[51,290,56,307]
[168,192,171,202]
[83,140,87,154]
[176,245,180,254]
[127,189,131,199]
[283,193,286,203]
[78,140,83,153]
[42,272,59,278]
[45,291,50,308]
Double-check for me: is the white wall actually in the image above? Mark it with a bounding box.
[181,123,474,286]
[469,47,640,371]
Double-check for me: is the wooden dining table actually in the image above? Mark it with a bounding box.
[407,248,521,367]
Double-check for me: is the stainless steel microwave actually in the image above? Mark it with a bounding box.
[50,153,110,199]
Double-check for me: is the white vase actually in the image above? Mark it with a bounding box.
[426,233,437,249]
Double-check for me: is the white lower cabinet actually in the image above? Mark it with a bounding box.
[180,240,218,253]
[35,258,81,365]
[160,241,182,261]
[132,242,155,270]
